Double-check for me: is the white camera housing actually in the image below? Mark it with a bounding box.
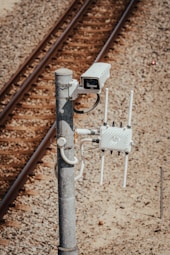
[80,62,111,94]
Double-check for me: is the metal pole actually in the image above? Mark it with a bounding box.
[55,68,78,255]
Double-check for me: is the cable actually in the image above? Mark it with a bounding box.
[73,94,100,114]
[75,138,99,181]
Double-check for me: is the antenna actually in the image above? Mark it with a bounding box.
[100,88,109,184]
[104,88,109,125]
[123,153,129,188]
[123,90,134,187]
[75,88,134,188]
[128,90,133,128]
[100,151,105,185]
[99,89,133,187]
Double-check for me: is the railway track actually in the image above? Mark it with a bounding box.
[0,0,138,220]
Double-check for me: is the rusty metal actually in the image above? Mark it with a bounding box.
[95,0,137,62]
[0,122,56,219]
[0,0,79,99]
[0,0,92,125]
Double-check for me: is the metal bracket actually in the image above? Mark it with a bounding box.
[59,83,72,90]
[57,137,78,165]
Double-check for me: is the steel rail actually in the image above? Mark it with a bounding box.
[0,0,78,99]
[0,122,56,219]
[0,0,92,126]
[0,0,137,220]
[95,0,137,62]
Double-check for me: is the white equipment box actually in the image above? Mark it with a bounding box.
[99,126,132,153]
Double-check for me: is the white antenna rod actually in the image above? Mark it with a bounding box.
[123,153,129,188]
[128,90,134,127]
[104,88,109,124]
[100,88,109,184]
[100,151,105,185]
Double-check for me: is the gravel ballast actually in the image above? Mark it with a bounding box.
[0,0,169,254]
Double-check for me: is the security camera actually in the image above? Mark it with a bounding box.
[68,62,111,113]
[80,62,111,94]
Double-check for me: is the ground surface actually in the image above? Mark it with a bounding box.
[0,0,169,254]
[0,0,21,17]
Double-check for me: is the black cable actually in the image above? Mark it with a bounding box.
[73,94,100,114]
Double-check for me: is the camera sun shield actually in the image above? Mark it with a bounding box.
[80,62,111,94]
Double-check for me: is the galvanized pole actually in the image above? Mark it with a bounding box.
[55,68,78,255]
